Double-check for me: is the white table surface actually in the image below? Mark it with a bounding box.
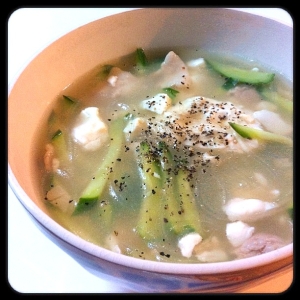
[7,7,293,294]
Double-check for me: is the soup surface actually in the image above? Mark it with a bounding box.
[34,48,293,263]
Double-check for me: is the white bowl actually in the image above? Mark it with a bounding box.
[8,8,293,293]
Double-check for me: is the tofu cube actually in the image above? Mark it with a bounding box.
[72,107,109,151]
[140,93,172,114]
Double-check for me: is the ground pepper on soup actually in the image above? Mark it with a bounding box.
[34,47,293,263]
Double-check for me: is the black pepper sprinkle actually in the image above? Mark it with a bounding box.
[159,252,171,258]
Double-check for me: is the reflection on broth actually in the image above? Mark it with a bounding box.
[34,47,293,263]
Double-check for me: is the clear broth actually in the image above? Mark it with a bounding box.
[33,47,293,263]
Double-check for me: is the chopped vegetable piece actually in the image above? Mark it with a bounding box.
[51,129,69,162]
[158,141,203,239]
[74,115,126,213]
[175,168,203,238]
[136,141,165,242]
[135,48,148,71]
[52,129,63,140]
[158,141,183,236]
[229,122,293,145]
[222,78,239,90]
[162,87,179,100]
[61,95,78,113]
[55,95,79,124]
[124,112,134,120]
[96,64,114,79]
[62,95,78,104]
[205,59,275,85]
[47,95,78,138]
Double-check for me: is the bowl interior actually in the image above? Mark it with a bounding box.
[8,8,293,275]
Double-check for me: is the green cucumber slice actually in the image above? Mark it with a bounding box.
[206,59,275,85]
[229,122,292,145]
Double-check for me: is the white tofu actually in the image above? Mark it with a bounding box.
[223,197,278,222]
[97,67,140,99]
[72,107,109,151]
[226,221,255,247]
[46,185,74,214]
[253,109,293,136]
[123,117,148,140]
[140,93,172,114]
[177,232,202,258]
[154,51,192,89]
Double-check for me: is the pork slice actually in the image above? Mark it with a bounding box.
[234,232,285,259]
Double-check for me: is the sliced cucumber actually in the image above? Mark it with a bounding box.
[136,140,165,242]
[135,47,148,72]
[158,141,202,239]
[75,116,126,213]
[229,122,293,146]
[51,129,69,162]
[205,59,275,85]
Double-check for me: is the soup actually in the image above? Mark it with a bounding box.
[34,48,293,263]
